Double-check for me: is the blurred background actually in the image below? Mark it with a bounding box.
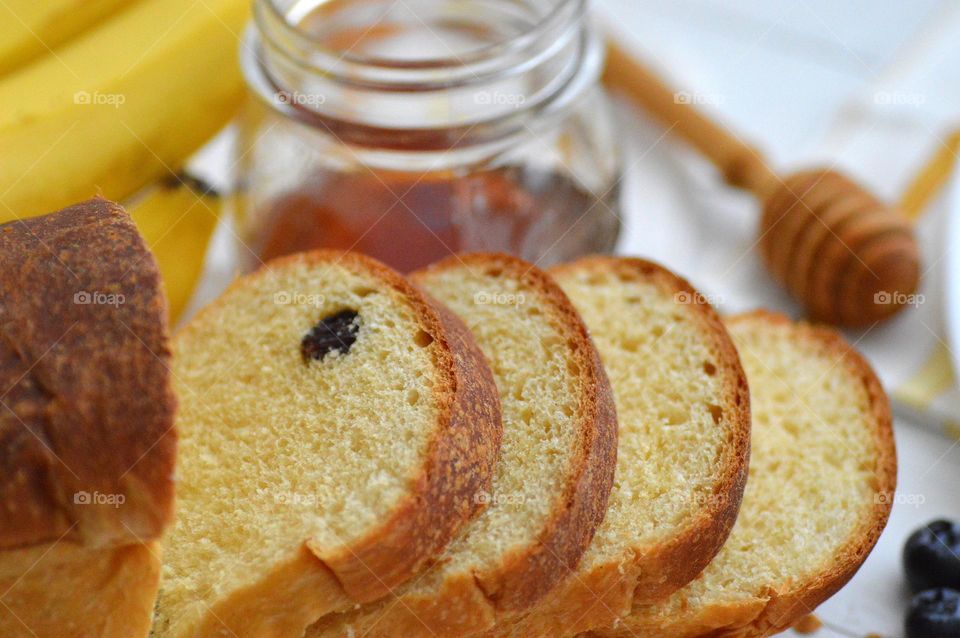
[3,1,959,635]
[588,2,960,635]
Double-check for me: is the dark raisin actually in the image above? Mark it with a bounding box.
[301,310,360,362]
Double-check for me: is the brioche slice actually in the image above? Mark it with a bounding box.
[307,253,617,637]
[484,256,751,638]
[153,251,502,638]
[0,199,176,638]
[590,311,897,638]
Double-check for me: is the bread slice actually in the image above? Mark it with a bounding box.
[484,256,752,637]
[0,199,176,637]
[307,253,618,637]
[153,251,501,638]
[588,311,897,638]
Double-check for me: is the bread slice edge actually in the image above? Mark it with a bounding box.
[167,250,503,637]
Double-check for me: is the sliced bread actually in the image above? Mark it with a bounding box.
[487,256,752,637]
[589,310,897,638]
[0,199,176,637]
[307,253,618,637]
[153,251,502,638]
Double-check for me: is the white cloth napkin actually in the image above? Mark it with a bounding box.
[605,1,960,439]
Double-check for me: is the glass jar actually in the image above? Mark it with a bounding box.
[233,0,623,273]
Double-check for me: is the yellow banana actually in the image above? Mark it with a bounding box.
[0,0,138,76]
[127,174,221,323]
[0,0,249,223]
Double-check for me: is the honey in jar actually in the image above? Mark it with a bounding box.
[234,0,623,272]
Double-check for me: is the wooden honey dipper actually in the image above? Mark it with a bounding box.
[602,40,921,327]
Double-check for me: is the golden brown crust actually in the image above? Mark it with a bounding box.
[484,256,750,638]
[0,197,176,549]
[306,252,618,637]
[560,256,751,603]
[414,253,617,615]
[189,547,351,638]
[586,310,896,638]
[171,250,502,636]
[710,311,896,638]
[304,253,504,603]
[0,541,161,638]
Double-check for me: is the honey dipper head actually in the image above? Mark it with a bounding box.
[758,169,921,327]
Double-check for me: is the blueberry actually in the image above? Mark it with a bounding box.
[906,588,960,638]
[904,520,960,592]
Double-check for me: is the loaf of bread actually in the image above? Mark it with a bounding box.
[0,542,161,637]
[588,311,897,637]
[153,251,502,638]
[307,253,618,637]
[485,256,752,637]
[0,199,176,638]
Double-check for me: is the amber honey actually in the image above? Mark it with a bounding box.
[236,0,622,271]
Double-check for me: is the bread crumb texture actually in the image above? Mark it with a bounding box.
[677,318,878,605]
[411,262,584,584]
[555,265,730,571]
[604,314,889,637]
[156,257,447,634]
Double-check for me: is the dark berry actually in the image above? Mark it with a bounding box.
[904,520,960,592]
[301,310,360,362]
[906,588,960,638]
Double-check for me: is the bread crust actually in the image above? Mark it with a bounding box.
[0,541,161,638]
[425,254,618,614]
[587,310,896,638]
[0,198,177,549]
[307,253,618,637]
[169,250,502,637]
[487,256,752,638]
[0,199,175,637]
[706,311,896,638]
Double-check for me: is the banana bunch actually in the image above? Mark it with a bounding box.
[0,0,249,221]
[127,175,222,323]
[0,0,137,75]
[0,0,249,321]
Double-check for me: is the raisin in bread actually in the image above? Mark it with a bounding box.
[589,311,896,638]
[485,256,751,638]
[153,250,501,638]
[0,199,176,638]
[307,253,617,638]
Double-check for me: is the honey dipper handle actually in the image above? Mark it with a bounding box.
[603,39,779,197]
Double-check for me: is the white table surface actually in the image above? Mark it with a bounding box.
[591,2,960,636]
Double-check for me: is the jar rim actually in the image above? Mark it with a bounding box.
[257,0,586,74]
[243,0,604,151]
